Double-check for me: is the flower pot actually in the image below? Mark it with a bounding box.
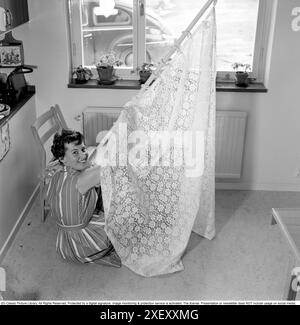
[139,71,152,84]
[235,72,249,87]
[74,71,88,84]
[97,66,114,82]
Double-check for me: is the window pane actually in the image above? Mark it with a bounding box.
[81,0,134,68]
[145,0,259,71]
[216,0,259,71]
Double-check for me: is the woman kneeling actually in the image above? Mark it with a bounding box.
[45,129,121,267]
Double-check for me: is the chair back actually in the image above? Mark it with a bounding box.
[31,105,68,171]
[31,104,68,221]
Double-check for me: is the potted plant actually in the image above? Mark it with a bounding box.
[232,63,251,87]
[96,52,123,84]
[72,65,93,84]
[139,63,155,84]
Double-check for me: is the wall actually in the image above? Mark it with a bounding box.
[217,0,300,191]
[8,0,300,191]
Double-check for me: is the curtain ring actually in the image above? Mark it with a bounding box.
[183,30,193,39]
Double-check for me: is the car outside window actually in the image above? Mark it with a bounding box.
[68,0,275,83]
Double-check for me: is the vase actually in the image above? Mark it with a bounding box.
[97,66,114,84]
[235,72,249,87]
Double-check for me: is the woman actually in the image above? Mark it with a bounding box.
[45,129,121,267]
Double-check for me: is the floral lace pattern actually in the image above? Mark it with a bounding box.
[100,9,217,276]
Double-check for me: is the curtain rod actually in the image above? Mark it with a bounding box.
[142,0,217,90]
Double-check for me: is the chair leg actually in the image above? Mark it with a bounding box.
[41,190,46,222]
[39,180,48,222]
[44,204,51,222]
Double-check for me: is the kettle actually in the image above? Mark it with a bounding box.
[0,65,35,104]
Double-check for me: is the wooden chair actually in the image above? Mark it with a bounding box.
[31,104,68,222]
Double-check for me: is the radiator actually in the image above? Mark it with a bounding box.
[216,111,247,179]
[83,107,122,146]
[83,107,247,179]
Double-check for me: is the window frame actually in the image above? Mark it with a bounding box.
[68,0,276,84]
[216,0,275,83]
[68,0,141,79]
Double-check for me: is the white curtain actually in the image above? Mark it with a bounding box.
[97,7,216,277]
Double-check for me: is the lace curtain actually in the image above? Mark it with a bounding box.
[97,8,217,277]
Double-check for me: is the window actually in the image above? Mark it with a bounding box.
[68,0,275,82]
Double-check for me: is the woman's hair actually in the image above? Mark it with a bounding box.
[51,129,84,160]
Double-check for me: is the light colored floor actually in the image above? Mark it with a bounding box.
[2,190,300,301]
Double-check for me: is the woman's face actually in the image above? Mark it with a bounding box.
[61,141,89,171]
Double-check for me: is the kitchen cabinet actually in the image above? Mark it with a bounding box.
[0,91,39,261]
[0,0,29,33]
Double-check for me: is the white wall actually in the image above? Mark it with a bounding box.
[217,0,300,191]
[6,0,300,191]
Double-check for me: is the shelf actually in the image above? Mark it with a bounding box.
[0,85,36,128]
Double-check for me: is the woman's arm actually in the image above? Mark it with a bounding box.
[76,165,101,195]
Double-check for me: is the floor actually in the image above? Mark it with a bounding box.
[2,190,300,301]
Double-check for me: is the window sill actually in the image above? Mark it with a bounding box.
[68,79,268,93]
[68,79,141,90]
[216,82,268,93]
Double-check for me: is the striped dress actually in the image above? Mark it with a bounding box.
[46,166,121,267]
